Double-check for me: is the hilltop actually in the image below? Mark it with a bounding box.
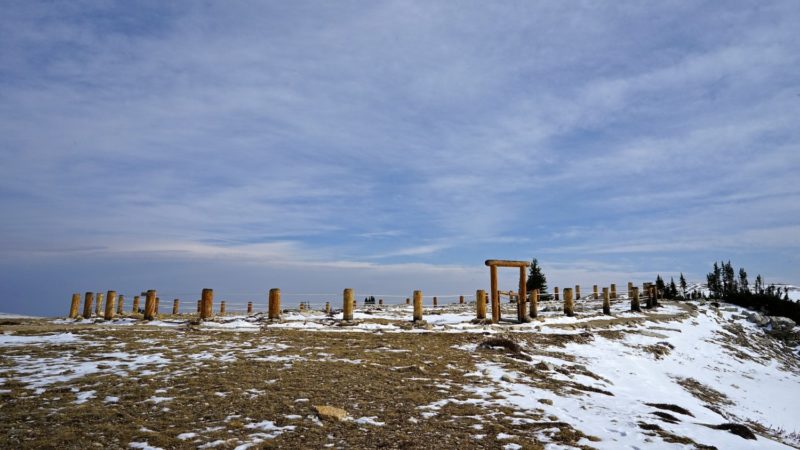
[1,298,799,449]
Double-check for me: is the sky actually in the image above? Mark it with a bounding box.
[1,1,799,315]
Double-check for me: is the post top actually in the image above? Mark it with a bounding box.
[485,259,530,268]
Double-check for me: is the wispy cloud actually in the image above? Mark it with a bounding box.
[1,1,799,313]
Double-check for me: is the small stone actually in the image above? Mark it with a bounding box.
[313,405,349,422]
[500,374,513,383]
[538,398,553,405]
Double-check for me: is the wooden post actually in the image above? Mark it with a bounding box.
[490,264,499,323]
[68,293,80,318]
[268,288,281,320]
[379,298,383,306]
[173,299,180,315]
[95,292,103,316]
[631,286,641,312]
[530,289,539,319]
[628,282,633,299]
[405,297,410,305]
[575,285,581,301]
[433,296,438,307]
[144,290,157,320]
[564,288,574,317]
[602,287,611,315]
[247,301,253,314]
[117,295,125,315]
[82,292,94,319]
[459,295,464,304]
[201,288,213,320]
[104,290,116,320]
[476,289,486,320]
[196,299,201,313]
[155,297,160,314]
[132,296,140,314]
[593,285,599,299]
[342,288,354,321]
[220,301,226,315]
[650,286,657,308]
[325,302,330,314]
[610,284,617,299]
[518,266,528,322]
[554,287,560,301]
[413,290,423,322]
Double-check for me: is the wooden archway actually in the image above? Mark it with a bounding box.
[485,259,530,324]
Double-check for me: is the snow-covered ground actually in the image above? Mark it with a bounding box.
[2,300,799,449]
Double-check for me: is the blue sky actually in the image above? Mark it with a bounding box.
[1,1,799,315]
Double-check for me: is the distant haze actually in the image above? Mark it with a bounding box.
[1,2,798,315]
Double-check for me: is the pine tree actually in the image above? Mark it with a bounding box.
[679,273,687,298]
[669,277,677,299]
[738,268,749,294]
[655,275,665,297]
[526,258,547,293]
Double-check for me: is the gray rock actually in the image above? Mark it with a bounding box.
[747,313,770,327]
[769,316,796,332]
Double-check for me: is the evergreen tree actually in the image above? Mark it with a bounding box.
[679,273,687,298]
[669,277,677,299]
[738,268,749,294]
[755,275,763,294]
[655,275,665,297]
[526,258,548,293]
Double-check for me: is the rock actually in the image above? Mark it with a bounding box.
[313,405,349,422]
[770,316,796,332]
[747,313,770,327]
[500,374,513,383]
[710,423,756,440]
[538,398,553,405]
[534,361,554,371]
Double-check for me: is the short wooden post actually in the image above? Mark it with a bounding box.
[83,292,94,319]
[433,296,438,307]
[267,288,280,320]
[155,297,160,314]
[602,287,611,315]
[413,290,423,322]
[593,285,599,299]
[627,282,633,299]
[132,296,140,314]
[325,302,330,314]
[459,295,464,304]
[405,297,410,305]
[650,286,657,308]
[220,301,226,315]
[196,299,201,313]
[554,287,560,301]
[379,298,384,306]
[201,288,213,320]
[95,292,103,316]
[575,285,581,301]
[490,264,500,323]
[518,266,528,322]
[343,288,354,321]
[173,299,180,315]
[610,284,617,299]
[247,301,253,314]
[476,289,486,320]
[144,290,157,320]
[117,295,125,315]
[631,286,641,312]
[564,288,574,316]
[104,290,116,320]
[530,289,539,318]
[299,302,305,311]
[69,293,80,318]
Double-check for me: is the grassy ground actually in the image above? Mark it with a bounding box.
[1,301,796,449]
